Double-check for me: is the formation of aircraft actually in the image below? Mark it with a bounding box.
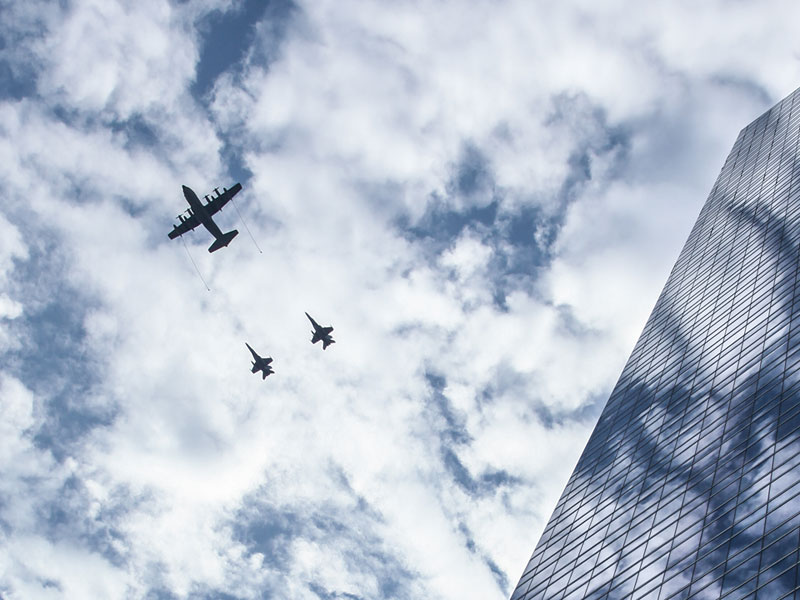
[168,182,336,380]
[306,312,335,349]
[168,183,242,253]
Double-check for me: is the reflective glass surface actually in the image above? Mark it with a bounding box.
[511,87,800,600]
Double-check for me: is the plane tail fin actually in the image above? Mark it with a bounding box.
[208,230,239,253]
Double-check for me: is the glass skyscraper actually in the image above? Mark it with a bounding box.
[511,87,800,600]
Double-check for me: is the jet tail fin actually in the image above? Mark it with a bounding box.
[208,230,239,253]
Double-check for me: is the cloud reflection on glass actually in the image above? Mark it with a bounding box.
[512,88,800,600]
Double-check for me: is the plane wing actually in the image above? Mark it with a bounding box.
[204,183,242,217]
[168,213,201,239]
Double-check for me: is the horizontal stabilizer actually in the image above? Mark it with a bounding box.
[208,230,239,253]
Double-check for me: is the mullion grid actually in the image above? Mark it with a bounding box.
[539,379,673,596]
[676,101,799,600]
[748,114,800,600]
[648,109,788,600]
[515,89,800,600]
[648,106,792,593]
[665,97,800,600]
[579,227,737,597]
[512,88,800,600]
[577,430,800,600]
[682,126,778,385]
[630,417,800,600]
[575,108,787,599]
[542,297,701,597]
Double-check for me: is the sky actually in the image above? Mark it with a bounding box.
[1,1,800,599]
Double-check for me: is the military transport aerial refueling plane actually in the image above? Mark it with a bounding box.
[245,343,274,379]
[168,183,242,252]
[305,312,335,349]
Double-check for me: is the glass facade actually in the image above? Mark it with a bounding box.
[511,87,800,600]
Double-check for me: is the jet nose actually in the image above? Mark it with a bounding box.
[182,185,196,202]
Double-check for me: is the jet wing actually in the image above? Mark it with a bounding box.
[204,183,242,217]
[168,213,201,239]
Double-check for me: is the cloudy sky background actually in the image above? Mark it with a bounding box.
[1,1,800,598]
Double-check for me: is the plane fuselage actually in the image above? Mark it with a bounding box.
[182,185,222,238]
[305,312,335,349]
[168,183,240,252]
[246,342,274,378]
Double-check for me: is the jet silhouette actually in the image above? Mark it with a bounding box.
[305,312,335,349]
[168,183,241,252]
[246,342,274,379]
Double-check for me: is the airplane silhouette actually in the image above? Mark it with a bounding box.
[245,342,274,379]
[305,312,335,349]
[168,183,241,252]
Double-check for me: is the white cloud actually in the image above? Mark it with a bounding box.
[0,295,23,320]
[2,0,800,598]
[0,377,129,600]
[0,210,27,282]
[35,0,200,118]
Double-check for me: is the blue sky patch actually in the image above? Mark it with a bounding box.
[447,143,495,200]
[2,220,114,462]
[232,504,300,570]
[193,0,297,100]
[0,13,41,100]
[402,197,498,249]
[192,0,298,186]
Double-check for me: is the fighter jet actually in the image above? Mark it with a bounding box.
[168,183,241,252]
[305,312,335,349]
[246,342,274,379]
